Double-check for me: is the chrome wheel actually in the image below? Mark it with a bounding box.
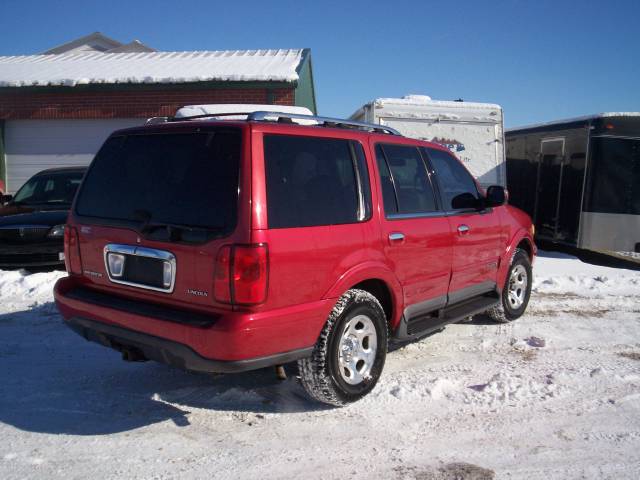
[507,264,528,309]
[337,314,378,385]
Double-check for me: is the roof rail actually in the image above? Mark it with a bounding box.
[247,111,402,135]
[145,110,402,136]
[146,113,252,124]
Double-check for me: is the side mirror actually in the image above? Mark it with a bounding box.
[0,194,12,206]
[451,192,480,210]
[485,185,506,207]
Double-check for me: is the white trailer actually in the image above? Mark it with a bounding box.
[350,95,506,187]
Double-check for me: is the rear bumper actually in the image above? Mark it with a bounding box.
[65,316,313,373]
[54,276,333,372]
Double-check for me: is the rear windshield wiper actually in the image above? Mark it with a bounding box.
[141,221,224,234]
[132,210,224,241]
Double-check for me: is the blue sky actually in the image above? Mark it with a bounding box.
[1,0,639,126]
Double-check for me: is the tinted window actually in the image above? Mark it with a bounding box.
[375,145,398,213]
[13,171,84,206]
[376,144,437,215]
[586,137,640,215]
[425,147,479,210]
[352,142,373,220]
[264,135,363,228]
[76,129,241,235]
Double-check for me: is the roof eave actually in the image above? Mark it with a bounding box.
[0,79,297,94]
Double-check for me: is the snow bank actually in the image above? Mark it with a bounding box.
[0,269,65,314]
[533,251,640,297]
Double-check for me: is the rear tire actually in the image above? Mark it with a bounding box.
[486,248,532,323]
[298,289,388,406]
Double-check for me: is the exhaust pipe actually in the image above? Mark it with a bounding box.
[275,365,287,380]
[121,347,148,362]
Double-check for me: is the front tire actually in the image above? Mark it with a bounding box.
[486,248,532,323]
[298,289,388,406]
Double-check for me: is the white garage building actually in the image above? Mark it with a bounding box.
[4,119,141,193]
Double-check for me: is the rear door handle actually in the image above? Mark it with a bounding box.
[457,224,470,235]
[388,232,405,244]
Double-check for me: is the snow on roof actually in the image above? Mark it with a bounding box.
[507,112,640,132]
[0,49,305,88]
[175,104,313,118]
[350,94,502,123]
[173,104,318,125]
[373,94,501,110]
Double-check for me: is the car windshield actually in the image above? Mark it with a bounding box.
[74,129,241,234]
[12,171,85,206]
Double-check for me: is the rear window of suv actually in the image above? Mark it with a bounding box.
[75,128,241,239]
[264,135,370,228]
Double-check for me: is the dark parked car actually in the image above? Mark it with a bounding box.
[0,167,86,268]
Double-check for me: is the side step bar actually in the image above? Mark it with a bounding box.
[394,292,499,342]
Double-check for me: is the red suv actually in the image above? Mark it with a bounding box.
[54,111,535,406]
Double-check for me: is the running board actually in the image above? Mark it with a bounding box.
[393,292,499,342]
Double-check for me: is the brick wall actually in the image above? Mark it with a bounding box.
[0,86,295,120]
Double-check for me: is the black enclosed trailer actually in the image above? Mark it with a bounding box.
[506,113,640,253]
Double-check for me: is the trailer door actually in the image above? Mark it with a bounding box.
[535,138,565,239]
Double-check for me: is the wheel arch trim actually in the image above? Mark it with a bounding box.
[322,261,404,329]
[498,230,535,287]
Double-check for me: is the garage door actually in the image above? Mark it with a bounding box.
[4,119,142,193]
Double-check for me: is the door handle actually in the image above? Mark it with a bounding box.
[388,232,405,244]
[457,224,470,235]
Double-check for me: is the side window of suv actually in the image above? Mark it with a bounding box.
[264,135,370,228]
[423,147,479,211]
[375,144,438,215]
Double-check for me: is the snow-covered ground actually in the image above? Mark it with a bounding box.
[1,251,639,479]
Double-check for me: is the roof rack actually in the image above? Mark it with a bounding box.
[146,112,252,125]
[248,111,401,135]
[173,112,254,121]
[145,110,402,136]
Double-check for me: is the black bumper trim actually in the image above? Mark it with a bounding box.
[64,316,314,374]
[66,286,219,328]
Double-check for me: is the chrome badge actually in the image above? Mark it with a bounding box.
[186,289,208,297]
[84,270,104,278]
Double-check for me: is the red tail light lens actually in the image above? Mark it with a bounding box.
[64,225,82,275]
[233,245,268,305]
[214,244,268,305]
[214,245,232,303]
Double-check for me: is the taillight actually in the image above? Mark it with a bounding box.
[64,225,82,275]
[214,244,268,305]
[214,246,232,303]
[233,245,269,304]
